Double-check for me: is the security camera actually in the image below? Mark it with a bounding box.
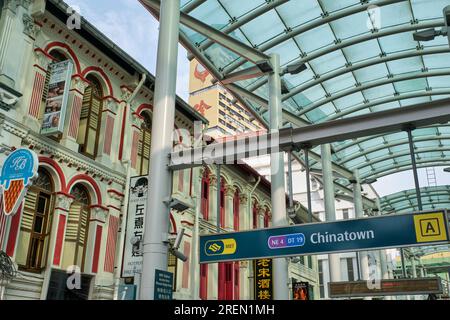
[413,28,440,41]
[444,6,450,27]
[285,62,307,75]
[170,248,188,262]
[173,228,185,250]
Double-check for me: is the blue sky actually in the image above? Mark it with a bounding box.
[66,0,190,100]
[65,0,450,198]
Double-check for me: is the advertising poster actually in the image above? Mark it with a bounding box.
[122,176,148,277]
[41,60,73,136]
[293,281,309,300]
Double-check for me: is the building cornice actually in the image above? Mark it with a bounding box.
[2,115,126,186]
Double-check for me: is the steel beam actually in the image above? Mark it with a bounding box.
[221,66,268,85]
[297,69,450,117]
[362,161,450,180]
[221,0,407,75]
[326,90,450,121]
[142,0,270,64]
[169,98,450,169]
[288,47,450,102]
[187,0,289,59]
[181,0,207,13]
[246,20,445,94]
[337,135,450,165]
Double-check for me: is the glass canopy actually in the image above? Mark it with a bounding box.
[141,0,450,186]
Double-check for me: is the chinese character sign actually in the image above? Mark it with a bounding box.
[254,259,273,300]
[41,60,73,136]
[0,148,38,216]
[122,176,148,277]
[293,281,309,300]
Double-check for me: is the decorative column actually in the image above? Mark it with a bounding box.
[61,75,90,152]
[50,192,74,268]
[224,185,235,230]
[24,48,53,131]
[85,205,108,275]
[239,193,248,231]
[129,112,143,171]
[208,173,218,226]
[258,206,266,228]
[96,97,119,166]
[180,219,194,291]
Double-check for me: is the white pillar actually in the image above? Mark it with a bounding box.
[190,167,202,300]
[140,0,180,300]
[268,53,289,300]
[321,144,341,284]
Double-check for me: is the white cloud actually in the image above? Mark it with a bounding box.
[66,0,190,100]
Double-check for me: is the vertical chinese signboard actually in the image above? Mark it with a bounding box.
[122,176,148,277]
[41,60,73,136]
[254,259,273,300]
[293,281,310,300]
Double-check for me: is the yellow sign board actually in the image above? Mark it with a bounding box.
[414,212,448,243]
[205,239,237,256]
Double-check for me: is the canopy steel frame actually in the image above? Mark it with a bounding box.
[170,98,450,168]
[361,161,450,180]
[245,20,446,93]
[141,0,271,65]
[296,69,450,117]
[220,0,407,75]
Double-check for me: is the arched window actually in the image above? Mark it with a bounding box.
[62,184,91,272]
[137,112,151,175]
[17,168,54,272]
[78,75,103,158]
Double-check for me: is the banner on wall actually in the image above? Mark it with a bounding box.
[41,60,73,136]
[122,175,148,278]
[0,148,38,216]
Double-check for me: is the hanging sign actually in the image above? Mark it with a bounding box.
[254,259,273,300]
[122,176,148,277]
[0,148,38,216]
[41,60,73,136]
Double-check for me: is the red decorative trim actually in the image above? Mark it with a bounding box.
[103,115,114,155]
[28,72,46,118]
[6,204,22,257]
[104,215,119,273]
[136,103,153,115]
[66,174,103,205]
[180,220,194,227]
[89,218,106,224]
[118,106,127,161]
[71,73,90,83]
[130,131,140,169]
[89,204,109,212]
[68,95,82,138]
[39,157,67,191]
[81,66,114,96]
[107,205,121,212]
[169,212,177,234]
[33,64,48,73]
[107,189,124,198]
[102,95,123,104]
[92,225,103,273]
[55,207,70,212]
[34,48,56,61]
[53,214,66,266]
[44,41,82,74]
[55,191,75,199]
[69,87,84,96]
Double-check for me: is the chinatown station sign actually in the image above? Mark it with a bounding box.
[0,148,38,216]
[200,210,450,263]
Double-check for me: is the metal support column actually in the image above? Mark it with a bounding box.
[406,128,423,211]
[321,144,341,284]
[400,249,407,278]
[140,0,180,300]
[287,151,294,215]
[352,170,370,280]
[304,148,313,223]
[268,53,289,300]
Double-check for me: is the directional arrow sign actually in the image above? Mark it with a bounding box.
[199,210,450,263]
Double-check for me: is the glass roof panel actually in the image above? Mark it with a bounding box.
[173,0,450,183]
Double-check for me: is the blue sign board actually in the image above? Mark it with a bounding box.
[0,148,38,216]
[200,211,450,263]
[154,269,173,300]
[118,284,136,300]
